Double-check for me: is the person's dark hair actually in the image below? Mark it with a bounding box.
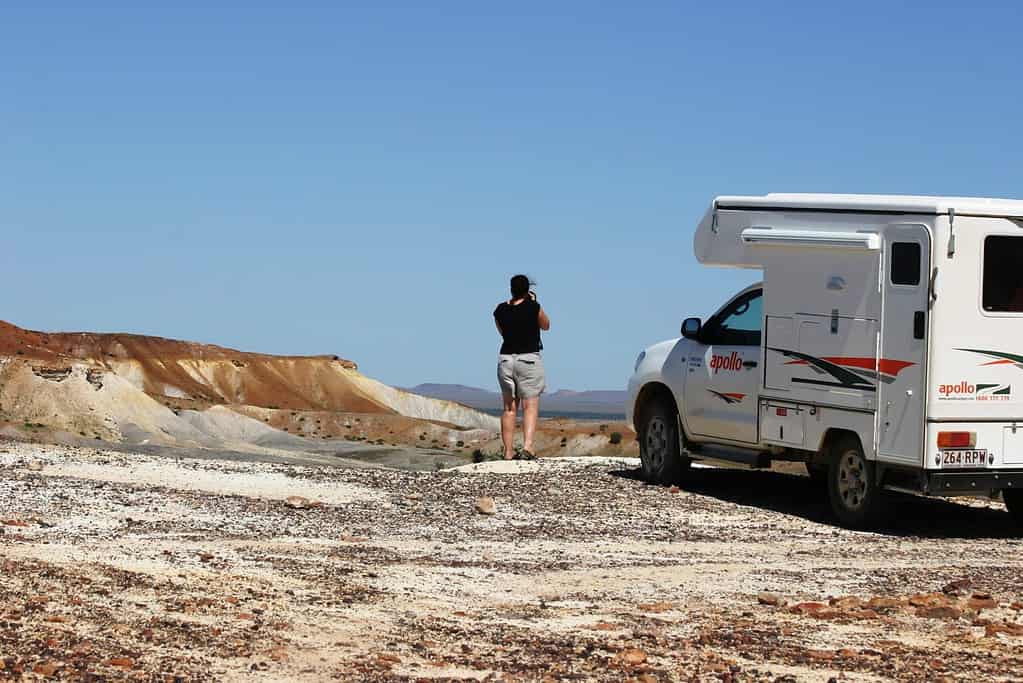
[510,274,532,300]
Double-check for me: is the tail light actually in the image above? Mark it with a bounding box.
[937,431,976,449]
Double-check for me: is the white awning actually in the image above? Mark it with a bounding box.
[740,227,881,251]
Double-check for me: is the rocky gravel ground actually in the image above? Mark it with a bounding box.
[2,439,1023,681]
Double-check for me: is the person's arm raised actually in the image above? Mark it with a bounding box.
[538,306,551,331]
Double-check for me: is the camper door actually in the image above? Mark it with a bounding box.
[877,225,931,465]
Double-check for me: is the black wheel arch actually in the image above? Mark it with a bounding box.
[817,428,864,466]
[633,382,679,434]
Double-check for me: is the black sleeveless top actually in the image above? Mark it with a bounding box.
[494,300,542,354]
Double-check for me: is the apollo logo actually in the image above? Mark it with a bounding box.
[709,351,743,374]
[939,381,1012,401]
[939,381,974,397]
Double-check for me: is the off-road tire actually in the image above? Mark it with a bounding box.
[827,436,883,528]
[1003,489,1023,527]
[638,399,690,484]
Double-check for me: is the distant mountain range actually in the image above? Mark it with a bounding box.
[408,383,628,418]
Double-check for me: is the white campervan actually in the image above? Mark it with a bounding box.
[627,194,1023,528]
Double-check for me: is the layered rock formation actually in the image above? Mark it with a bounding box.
[0,320,498,450]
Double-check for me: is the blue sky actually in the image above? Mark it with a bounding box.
[3,2,1022,391]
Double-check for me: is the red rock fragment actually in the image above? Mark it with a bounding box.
[789,601,827,614]
[866,596,902,611]
[845,608,880,621]
[829,596,863,610]
[968,596,998,611]
[587,621,617,631]
[909,592,950,608]
[107,658,134,669]
[805,649,835,661]
[33,662,58,676]
[916,606,962,620]
[985,622,1023,638]
[618,648,647,665]
[638,601,673,613]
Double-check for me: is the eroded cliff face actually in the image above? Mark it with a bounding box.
[0,320,498,449]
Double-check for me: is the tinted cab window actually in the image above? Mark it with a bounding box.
[704,290,762,346]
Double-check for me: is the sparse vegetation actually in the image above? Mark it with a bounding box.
[609,431,623,445]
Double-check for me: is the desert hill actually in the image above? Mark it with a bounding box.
[0,320,385,413]
[0,320,498,453]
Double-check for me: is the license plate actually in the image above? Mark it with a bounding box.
[941,449,988,468]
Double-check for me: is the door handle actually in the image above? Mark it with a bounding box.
[743,360,758,368]
[913,311,925,340]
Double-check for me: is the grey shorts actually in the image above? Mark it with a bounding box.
[497,352,546,400]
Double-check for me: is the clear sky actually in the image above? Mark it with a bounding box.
[3,2,1022,391]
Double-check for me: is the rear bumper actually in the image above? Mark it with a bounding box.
[924,469,1023,496]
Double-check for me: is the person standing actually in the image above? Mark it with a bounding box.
[494,274,551,460]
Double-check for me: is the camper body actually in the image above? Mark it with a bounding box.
[627,193,1023,527]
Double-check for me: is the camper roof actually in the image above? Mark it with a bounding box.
[714,193,1023,218]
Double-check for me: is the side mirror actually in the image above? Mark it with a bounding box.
[681,317,702,340]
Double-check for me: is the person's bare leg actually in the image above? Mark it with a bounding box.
[521,396,540,455]
[501,393,518,459]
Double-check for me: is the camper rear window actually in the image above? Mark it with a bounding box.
[983,236,1023,312]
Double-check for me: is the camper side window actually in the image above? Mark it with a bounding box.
[891,242,921,286]
[705,291,762,346]
[983,236,1023,313]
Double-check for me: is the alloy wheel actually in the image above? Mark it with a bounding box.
[644,415,668,472]
[837,449,868,511]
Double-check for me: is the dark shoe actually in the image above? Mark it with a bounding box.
[473,450,503,463]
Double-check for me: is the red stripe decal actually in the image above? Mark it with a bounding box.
[783,356,915,377]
